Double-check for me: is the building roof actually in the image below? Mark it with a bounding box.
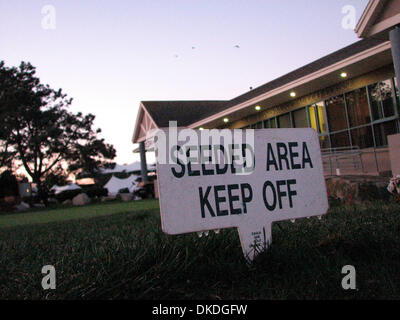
[223,37,387,109]
[141,100,228,128]
[99,162,156,174]
[50,184,81,195]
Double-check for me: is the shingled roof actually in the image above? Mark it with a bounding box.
[142,100,228,127]
[224,37,388,109]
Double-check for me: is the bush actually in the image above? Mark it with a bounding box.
[0,199,15,213]
[328,194,341,207]
[0,170,19,198]
[118,188,130,194]
[81,185,108,199]
[55,189,83,203]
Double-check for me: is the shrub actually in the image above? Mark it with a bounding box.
[81,185,108,198]
[118,188,130,194]
[387,175,400,203]
[0,170,19,198]
[55,189,83,203]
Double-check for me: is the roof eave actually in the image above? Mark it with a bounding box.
[355,0,386,38]
[188,40,392,129]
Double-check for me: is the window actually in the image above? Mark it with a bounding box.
[241,78,398,149]
[308,105,318,132]
[319,135,330,149]
[278,113,291,128]
[330,131,350,148]
[350,126,374,149]
[368,79,396,120]
[292,108,308,128]
[325,95,348,132]
[263,118,276,128]
[374,120,398,147]
[346,87,370,127]
[394,77,400,113]
[316,102,328,134]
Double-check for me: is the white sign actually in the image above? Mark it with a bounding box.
[156,128,328,261]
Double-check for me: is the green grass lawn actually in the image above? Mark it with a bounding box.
[0,199,399,299]
[0,200,158,228]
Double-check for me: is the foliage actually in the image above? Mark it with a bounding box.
[0,170,19,198]
[327,194,341,208]
[0,62,17,170]
[81,185,108,199]
[118,188,130,194]
[387,175,400,195]
[42,167,70,192]
[54,189,83,203]
[0,61,116,195]
[387,175,400,204]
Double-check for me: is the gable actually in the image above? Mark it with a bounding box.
[356,0,400,38]
[132,103,158,144]
[374,0,400,23]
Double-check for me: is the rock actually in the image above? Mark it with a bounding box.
[14,201,30,211]
[62,199,72,206]
[120,193,133,202]
[72,193,90,206]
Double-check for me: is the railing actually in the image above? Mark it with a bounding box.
[321,146,391,176]
[321,146,364,175]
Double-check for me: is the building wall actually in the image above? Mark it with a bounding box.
[222,64,399,176]
[227,64,396,129]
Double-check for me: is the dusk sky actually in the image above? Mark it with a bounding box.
[0,0,369,165]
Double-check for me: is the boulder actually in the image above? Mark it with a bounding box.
[14,201,30,211]
[72,193,90,206]
[62,199,72,206]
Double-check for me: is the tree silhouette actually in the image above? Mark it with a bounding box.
[0,61,116,201]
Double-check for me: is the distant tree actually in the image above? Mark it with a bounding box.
[0,61,116,202]
[0,170,19,198]
[43,165,69,191]
[0,61,17,170]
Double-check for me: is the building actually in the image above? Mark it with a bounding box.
[132,0,400,178]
